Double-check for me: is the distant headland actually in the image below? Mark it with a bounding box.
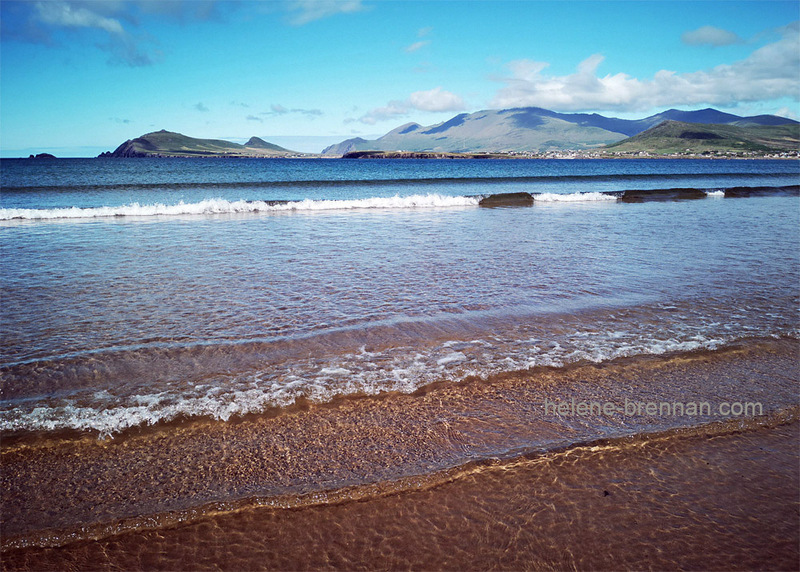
[97,130,304,158]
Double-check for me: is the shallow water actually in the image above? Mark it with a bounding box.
[0,157,798,564]
[2,159,798,437]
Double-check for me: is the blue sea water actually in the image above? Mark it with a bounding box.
[1,158,798,436]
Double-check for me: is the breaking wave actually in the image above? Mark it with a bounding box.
[0,194,480,220]
[3,186,796,221]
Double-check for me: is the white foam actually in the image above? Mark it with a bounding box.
[437,351,467,366]
[705,190,725,197]
[534,192,617,202]
[0,194,480,221]
[0,319,770,438]
[319,367,352,375]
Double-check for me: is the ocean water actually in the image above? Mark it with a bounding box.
[2,158,798,436]
[1,157,799,557]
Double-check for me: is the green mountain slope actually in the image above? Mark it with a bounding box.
[101,130,296,157]
[605,121,800,154]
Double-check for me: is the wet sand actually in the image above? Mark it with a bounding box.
[3,418,797,570]
[2,338,799,570]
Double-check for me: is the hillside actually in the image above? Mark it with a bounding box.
[323,107,798,155]
[605,121,800,155]
[99,130,297,157]
[324,109,627,154]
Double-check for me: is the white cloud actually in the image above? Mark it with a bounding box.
[408,87,465,112]
[405,26,432,52]
[359,87,465,124]
[404,40,430,53]
[35,1,124,35]
[359,100,410,125]
[491,22,800,112]
[30,1,155,66]
[264,104,323,117]
[682,25,743,47]
[286,0,365,25]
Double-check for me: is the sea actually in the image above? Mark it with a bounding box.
[1,157,798,568]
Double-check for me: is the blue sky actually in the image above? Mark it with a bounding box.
[1,0,798,156]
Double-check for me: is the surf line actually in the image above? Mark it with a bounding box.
[476,185,800,206]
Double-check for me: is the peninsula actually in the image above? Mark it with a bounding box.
[98,130,301,158]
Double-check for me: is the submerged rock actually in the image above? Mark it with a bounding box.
[619,188,707,202]
[479,192,534,207]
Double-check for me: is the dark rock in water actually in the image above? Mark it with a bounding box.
[619,188,707,202]
[724,185,800,198]
[479,192,534,207]
[28,153,57,159]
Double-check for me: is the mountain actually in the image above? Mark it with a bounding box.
[605,120,800,155]
[322,107,798,155]
[99,130,297,157]
[244,136,290,152]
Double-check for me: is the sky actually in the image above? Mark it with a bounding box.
[1,0,799,156]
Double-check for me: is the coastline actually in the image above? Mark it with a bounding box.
[2,337,798,568]
[341,150,800,160]
[11,150,800,160]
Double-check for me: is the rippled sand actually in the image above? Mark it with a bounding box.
[2,338,798,570]
[3,418,797,570]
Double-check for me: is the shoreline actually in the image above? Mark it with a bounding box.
[342,149,800,160]
[2,337,798,556]
[8,151,800,160]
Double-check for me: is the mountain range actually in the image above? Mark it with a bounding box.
[323,107,798,155]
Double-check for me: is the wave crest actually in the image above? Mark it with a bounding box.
[0,194,481,221]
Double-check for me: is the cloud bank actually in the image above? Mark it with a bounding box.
[491,22,799,112]
[32,0,155,66]
[4,0,361,66]
[359,87,466,124]
[1,1,230,66]
[681,25,744,47]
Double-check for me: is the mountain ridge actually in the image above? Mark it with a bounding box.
[323,107,798,155]
[605,120,800,154]
[99,130,297,158]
